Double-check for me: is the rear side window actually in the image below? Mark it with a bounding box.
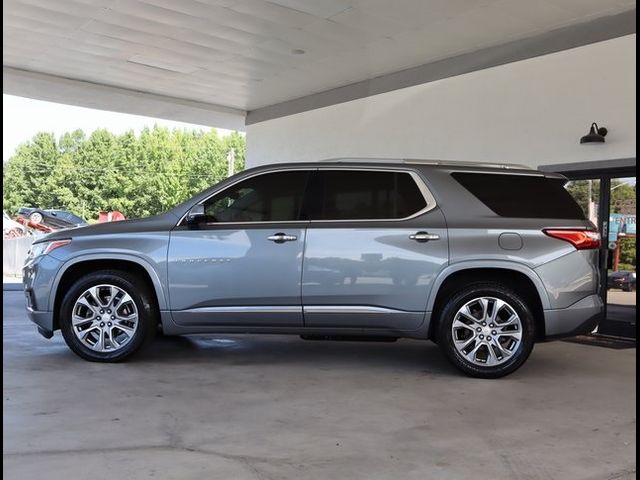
[313,170,427,220]
[452,173,586,219]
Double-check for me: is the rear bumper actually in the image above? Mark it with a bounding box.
[544,294,603,340]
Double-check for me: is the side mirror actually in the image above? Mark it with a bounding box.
[185,204,206,224]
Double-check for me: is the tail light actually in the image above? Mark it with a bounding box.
[543,229,601,250]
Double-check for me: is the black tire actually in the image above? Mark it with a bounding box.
[437,282,535,379]
[59,270,157,362]
[623,284,631,292]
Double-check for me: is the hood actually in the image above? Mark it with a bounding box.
[39,211,180,242]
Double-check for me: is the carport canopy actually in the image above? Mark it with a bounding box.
[3,0,635,130]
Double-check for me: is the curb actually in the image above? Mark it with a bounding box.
[3,283,22,292]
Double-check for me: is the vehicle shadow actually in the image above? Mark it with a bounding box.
[134,334,457,375]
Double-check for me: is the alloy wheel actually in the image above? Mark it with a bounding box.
[71,284,139,352]
[451,296,523,367]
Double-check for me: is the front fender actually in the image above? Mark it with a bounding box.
[48,251,169,311]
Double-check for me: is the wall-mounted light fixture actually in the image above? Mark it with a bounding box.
[580,123,608,144]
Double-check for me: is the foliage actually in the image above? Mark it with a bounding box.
[616,263,635,272]
[566,179,636,268]
[618,237,636,268]
[3,127,245,220]
[566,179,636,214]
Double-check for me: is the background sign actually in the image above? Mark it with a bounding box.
[609,214,636,243]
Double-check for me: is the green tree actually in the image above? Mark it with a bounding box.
[3,126,246,221]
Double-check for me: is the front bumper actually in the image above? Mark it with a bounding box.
[26,305,55,338]
[544,294,603,339]
[23,254,63,339]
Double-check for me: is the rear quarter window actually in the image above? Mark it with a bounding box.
[451,172,586,219]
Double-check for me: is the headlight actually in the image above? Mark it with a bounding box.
[29,239,72,258]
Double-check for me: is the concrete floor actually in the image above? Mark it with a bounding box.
[3,292,636,480]
[608,290,636,306]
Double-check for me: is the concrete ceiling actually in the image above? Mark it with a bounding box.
[3,0,636,127]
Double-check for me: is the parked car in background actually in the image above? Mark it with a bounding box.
[98,211,126,223]
[3,210,27,238]
[23,159,603,378]
[607,271,637,292]
[17,208,87,229]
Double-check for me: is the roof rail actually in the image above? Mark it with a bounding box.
[317,157,533,170]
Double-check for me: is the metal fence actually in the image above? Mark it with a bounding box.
[3,236,40,276]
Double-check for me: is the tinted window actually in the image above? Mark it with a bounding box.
[202,171,310,223]
[452,173,586,219]
[66,213,86,225]
[313,170,427,220]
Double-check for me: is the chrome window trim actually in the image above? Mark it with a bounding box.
[175,165,438,227]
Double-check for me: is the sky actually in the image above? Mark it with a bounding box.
[3,94,237,162]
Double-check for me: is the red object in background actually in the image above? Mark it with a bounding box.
[98,211,126,223]
[15,216,53,233]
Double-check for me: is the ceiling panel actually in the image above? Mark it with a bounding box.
[3,0,635,113]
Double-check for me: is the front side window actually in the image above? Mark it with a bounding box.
[201,170,310,223]
[313,170,427,220]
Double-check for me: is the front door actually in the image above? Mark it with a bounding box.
[168,169,312,327]
[302,168,448,330]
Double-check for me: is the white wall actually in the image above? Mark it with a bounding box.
[247,35,636,169]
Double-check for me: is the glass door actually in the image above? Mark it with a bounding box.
[565,176,636,338]
[600,177,636,337]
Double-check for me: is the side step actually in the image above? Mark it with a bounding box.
[300,335,398,342]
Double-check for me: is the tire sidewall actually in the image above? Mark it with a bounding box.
[438,283,535,378]
[60,272,154,362]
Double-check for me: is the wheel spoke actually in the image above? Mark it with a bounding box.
[76,325,99,341]
[487,298,505,324]
[497,327,522,341]
[484,345,499,366]
[75,297,97,315]
[115,291,134,309]
[459,305,479,323]
[92,329,106,351]
[498,313,519,327]
[452,318,476,332]
[456,336,477,351]
[492,339,514,359]
[465,342,483,362]
[479,298,490,322]
[72,314,93,327]
[115,322,135,336]
[109,327,121,347]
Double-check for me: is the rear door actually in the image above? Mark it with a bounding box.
[301,168,448,330]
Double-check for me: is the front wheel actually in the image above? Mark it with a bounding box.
[437,282,535,378]
[59,270,157,362]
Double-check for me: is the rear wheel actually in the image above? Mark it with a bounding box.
[59,270,157,362]
[437,282,535,378]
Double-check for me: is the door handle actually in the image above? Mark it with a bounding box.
[267,233,298,243]
[409,231,440,242]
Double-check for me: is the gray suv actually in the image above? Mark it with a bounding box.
[23,160,603,378]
